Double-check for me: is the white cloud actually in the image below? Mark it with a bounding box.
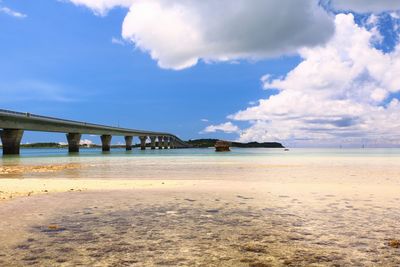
[200,119,209,122]
[121,0,334,70]
[0,6,26,18]
[202,122,240,134]
[228,14,400,146]
[80,139,93,145]
[392,11,400,19]
[111,37,125,45]
[332,0,400,13]
[248,101,259,106]
[65,0,335,70]
[0,80,79,103]
[65,0,133,16]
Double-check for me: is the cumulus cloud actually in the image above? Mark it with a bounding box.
[65,0,334,69]
[202,122,240,134]
[0,6,26,18]
[121,0,334,70]
[228,14,400,146]
[331,0,400,13]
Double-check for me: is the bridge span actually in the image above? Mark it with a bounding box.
[0,109,190,155]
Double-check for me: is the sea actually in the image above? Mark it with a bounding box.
[1,147,400,178]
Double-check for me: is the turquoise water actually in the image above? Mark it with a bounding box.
[3,147,400,159]
[2,147,400,179]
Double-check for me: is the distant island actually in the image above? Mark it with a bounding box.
[21,142,66,148]
[18,143,128,149]
[9,140,284,149]
[187,139,284,148]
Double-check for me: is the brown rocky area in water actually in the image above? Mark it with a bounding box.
[0,163,83,175]
[215,140,231,152]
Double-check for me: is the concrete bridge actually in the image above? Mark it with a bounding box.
[0,109,190,155]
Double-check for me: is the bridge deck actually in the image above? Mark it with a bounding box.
[0,109,188,147]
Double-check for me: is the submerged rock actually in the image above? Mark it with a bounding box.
[205,209,220,213]
[215,140,231,152]
[388,239,400,248]
[41,225,66,233]
[241,243,266,253]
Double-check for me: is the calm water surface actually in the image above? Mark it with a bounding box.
[3,147,400,159]
[2,147,400,179]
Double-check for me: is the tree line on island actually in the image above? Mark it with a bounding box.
[187,139,284,148]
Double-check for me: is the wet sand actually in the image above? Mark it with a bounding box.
[0,153,400,266]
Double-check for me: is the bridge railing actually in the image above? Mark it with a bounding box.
[0,109,140,132]
[0,109,167,135]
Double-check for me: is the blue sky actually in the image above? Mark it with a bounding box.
[1,0,400,146]
[0,0,300,144]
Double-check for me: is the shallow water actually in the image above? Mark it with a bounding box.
[0,148,400,266]
[1,148,400,180]
[1,189,400,266]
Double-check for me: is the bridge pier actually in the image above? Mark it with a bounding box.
[164,136,169,149]
[125,136,133,151]
[170,137,175,149]
[158,136,164,149]
[150,136,156,150]
[101,135,112,152]
[173,138,178,149]
[1,129,24,155]
[139,136,147,150]
[66,133,81,153]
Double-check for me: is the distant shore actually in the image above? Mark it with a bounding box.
[187,139,284,148]
[1,140,285,149]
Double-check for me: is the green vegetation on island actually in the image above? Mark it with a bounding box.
[21,143,65,148]
[187,139,284,148]
[18,143,125,149]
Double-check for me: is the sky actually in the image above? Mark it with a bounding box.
[1,0,400,147]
